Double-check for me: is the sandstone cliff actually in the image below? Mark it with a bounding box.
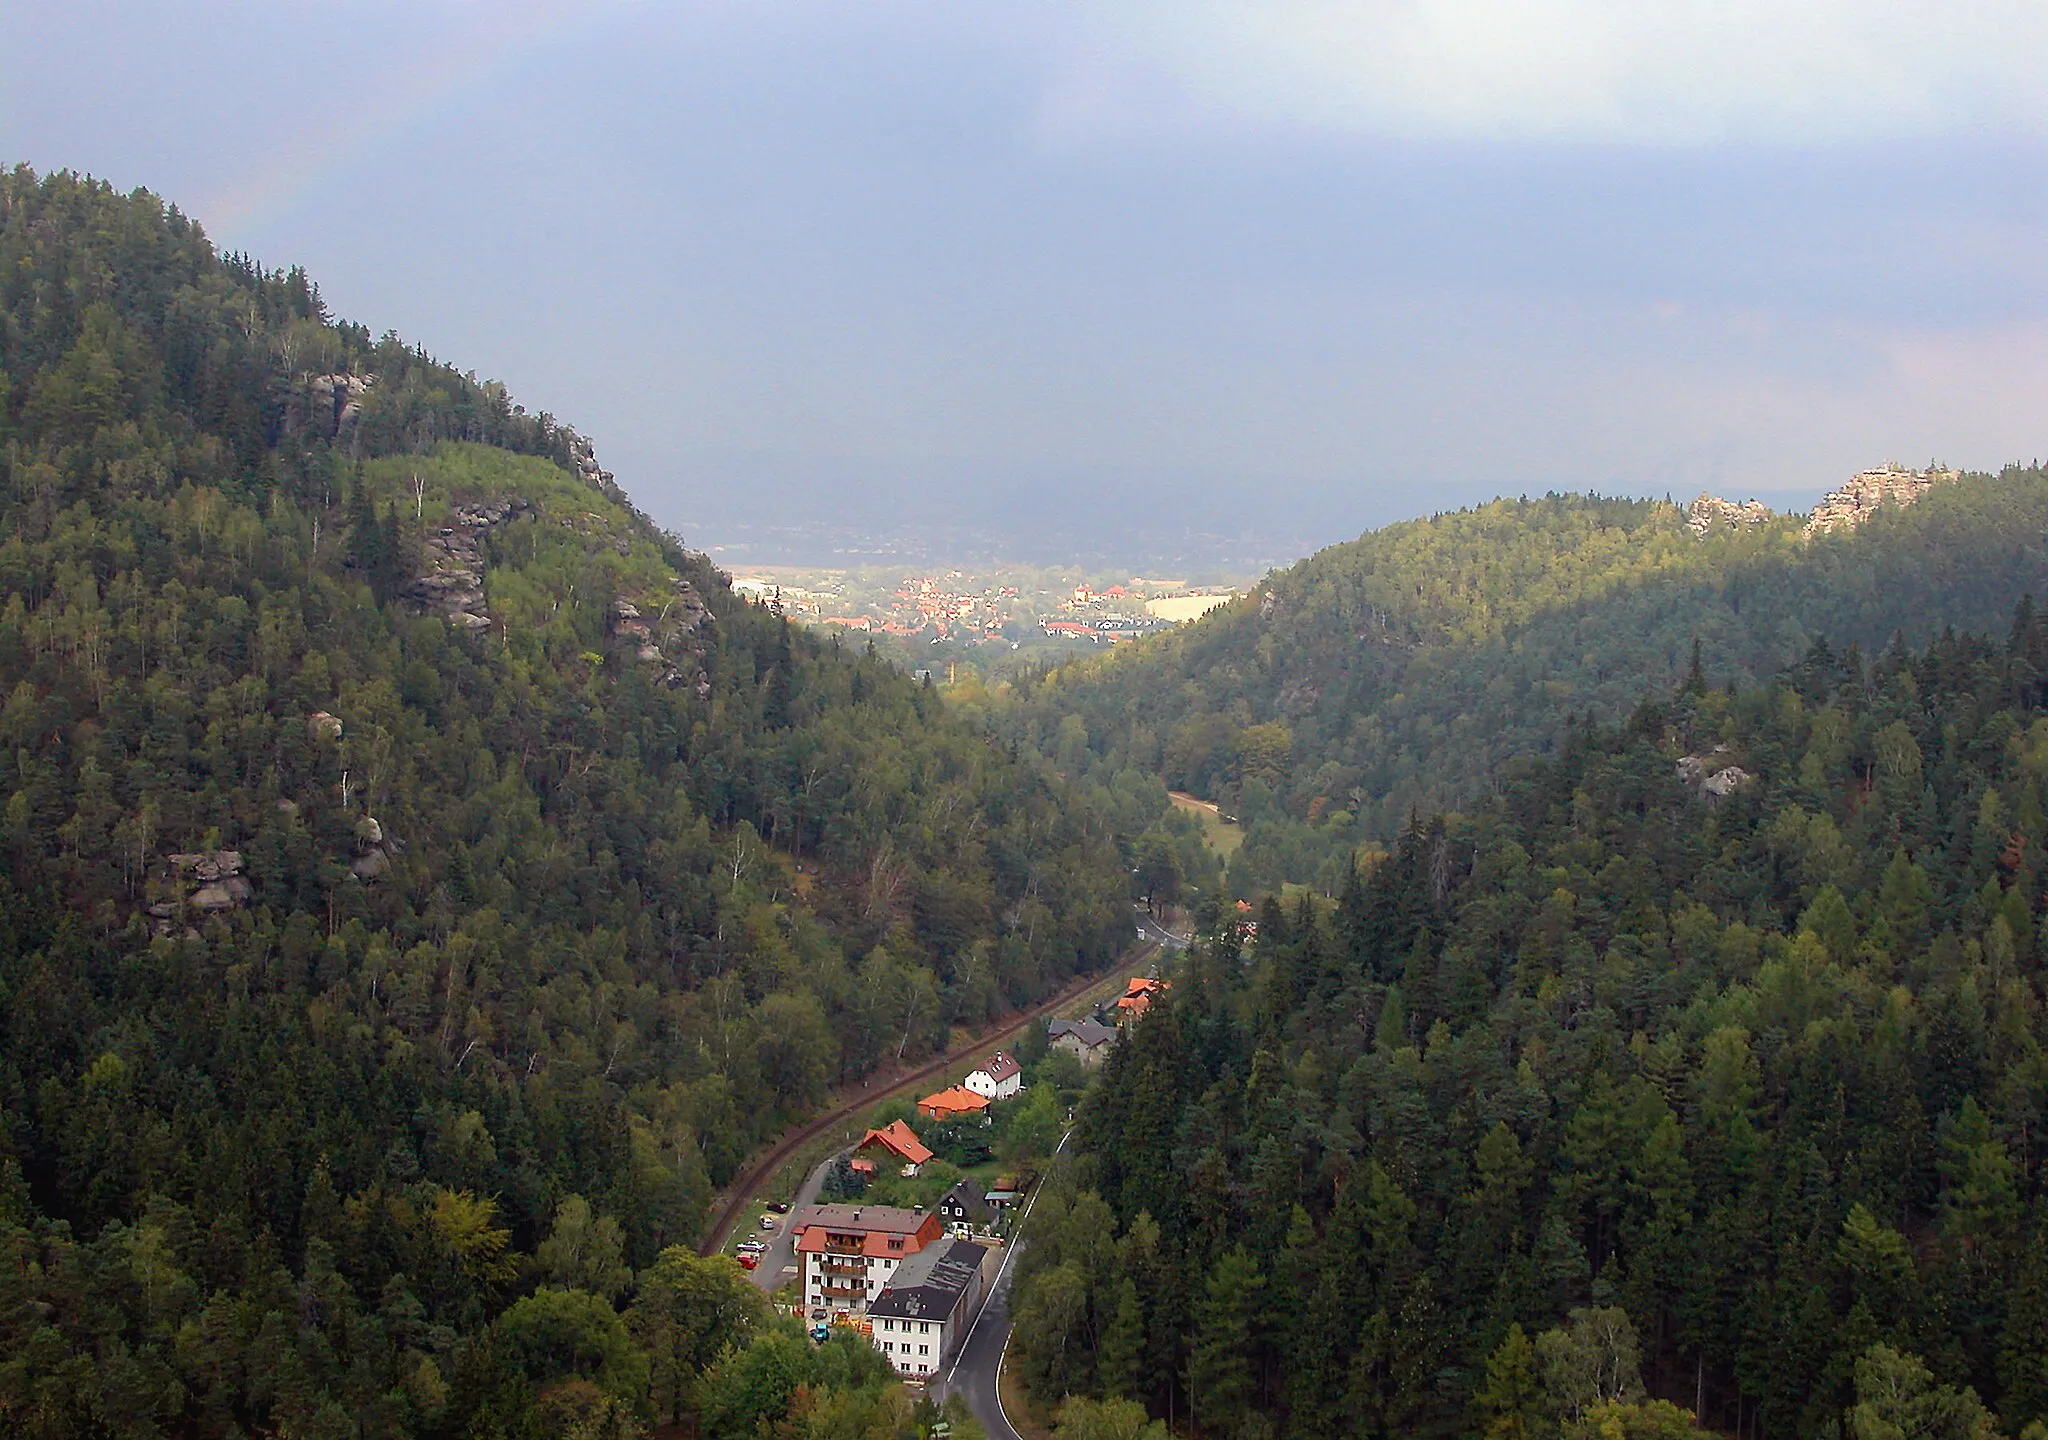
[1806,463,1959,536]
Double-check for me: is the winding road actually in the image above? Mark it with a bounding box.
[933,1127,1074,1440]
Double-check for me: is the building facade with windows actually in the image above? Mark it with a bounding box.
[792,1205,944,1314]
[867,1238,998,1379]
[963,1051,1022,1101]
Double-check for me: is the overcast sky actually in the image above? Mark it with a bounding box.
[6,1,2047,562]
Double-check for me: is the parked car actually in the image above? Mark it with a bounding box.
[767,1200,791,1213]
[737,1252,760,1270]
[759,1213,778,1230]
[736,1239,767,1254]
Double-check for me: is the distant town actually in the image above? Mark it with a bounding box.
[725,562,1241,654]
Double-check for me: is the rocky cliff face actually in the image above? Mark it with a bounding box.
[1686,493,1774,536]
[281,372,373,446]
[611,585,715,698]
[410,496,535,630]
[1806,463,1959,536]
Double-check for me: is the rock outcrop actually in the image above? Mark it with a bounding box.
[283,373,373,445]
[1686,493,1774,536]
[1676,744,1752,801]
[149,850,253,933]
[1806,463,1959,536]
[409,496,535,630]
[611,581,716,698]
[352,815,396,881]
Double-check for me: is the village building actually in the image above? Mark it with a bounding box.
[1115,975,1168,1024]
[963,1051,1022,1101]
[917,1086,992,1124]
[935,1178,990,1236]
[851,1119,932,1178]
[1047,1017,1118,1069]
[867,1238,999,1379]
[793,1204,944,1314]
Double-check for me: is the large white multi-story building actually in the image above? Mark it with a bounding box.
[867,1238,999,1379]
[792,1204,943,1314]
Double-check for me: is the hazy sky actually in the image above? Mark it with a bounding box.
[6,1,2048,561]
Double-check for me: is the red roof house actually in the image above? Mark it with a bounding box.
[853,1119,934,1177]
[917,1086,993,1123]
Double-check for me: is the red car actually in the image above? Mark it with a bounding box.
[738,1252,760,1270]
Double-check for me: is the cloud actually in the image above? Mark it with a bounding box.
[1044,1,2048,146]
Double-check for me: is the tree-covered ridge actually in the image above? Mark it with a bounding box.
[1017,480,2048,893]
[0,165,1127,1436]
[1013,607,2048,1439]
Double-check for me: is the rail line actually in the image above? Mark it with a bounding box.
[695,943,1152,1255]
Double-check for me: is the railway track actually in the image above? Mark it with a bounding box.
[696,944,1151,1255]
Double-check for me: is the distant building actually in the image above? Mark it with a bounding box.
[1115,975,1168,1023]
[1047,1017,1118,1069]
[793,1204,944,1314]
[867,1238,998,1378]
[963,1052,1022,1101]
[936,1179,990,1236]
[1040,620,1097,640]
[852,1120,933,1178]
[917,1086,992,1124]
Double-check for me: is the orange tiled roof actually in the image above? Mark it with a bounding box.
[918,1086,991,1118]
[856,1119,933,1166]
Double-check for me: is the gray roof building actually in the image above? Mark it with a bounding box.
[868,1237,989,1323]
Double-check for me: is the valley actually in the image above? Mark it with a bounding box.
[5,161,2048,1440]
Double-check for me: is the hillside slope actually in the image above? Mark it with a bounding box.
[1021,481,2048,890]
[1014,605,2048,1439]
[0,167,1126,1435]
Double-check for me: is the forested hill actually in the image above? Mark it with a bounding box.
[1016,483,2048,891]
[0,166,1127,1435]
[1013,607,2048,1440]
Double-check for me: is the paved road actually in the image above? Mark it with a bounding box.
[1132,903,1185,951]
[745,1150,837,1292]
[934,1129,1073,1440]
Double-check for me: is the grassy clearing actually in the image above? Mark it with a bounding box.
[1169,790,1244,858]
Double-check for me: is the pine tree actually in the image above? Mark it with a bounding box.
[1100,1276,1145,1402]
[2001,1199,2048,1432]
[1188,1246,1264,1435]
[1474,1323,1543,1439]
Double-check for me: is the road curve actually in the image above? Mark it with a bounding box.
[935,1128,1073,1440]
[697,948,1150,1256]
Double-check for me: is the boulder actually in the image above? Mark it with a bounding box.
[1702,766,1752,800]
[308,711,344,743]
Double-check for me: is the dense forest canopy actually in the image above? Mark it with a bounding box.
[0,165,1133,1436]
[1013,483,2048,893]
[1012,607,2048,1439]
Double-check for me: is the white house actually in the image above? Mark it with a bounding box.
[792,1204,944,1315]
[963,1051,1022,1101]
[867,1238,998,1379]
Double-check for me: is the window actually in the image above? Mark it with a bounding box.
[920,1345,930,1355]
